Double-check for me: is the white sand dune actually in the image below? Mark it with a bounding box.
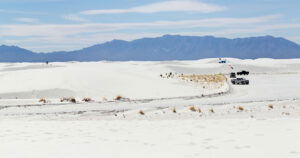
[0,61,228,99]
[1,119,299,158]
[0,58,299,158]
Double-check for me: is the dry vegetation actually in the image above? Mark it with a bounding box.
[69,98,76,103]
[172,107,177,113]
[60,97,76,103]
[160,72,176,78]
[267,104,274,109]
[237,106,244,112]
[60,97,68,102]
[179,74,226,84]
[197,108,202,113]
[189,106,197,112]
[82,98,93,102]
[188,106,202,113]
[115,95,123,100]
[38,98,47,103]
[114,95,130,101]
[139,110,145,115]
[160,72,226,87]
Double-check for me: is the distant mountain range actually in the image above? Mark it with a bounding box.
[1,35,300,62]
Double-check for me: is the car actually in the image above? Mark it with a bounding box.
[230,72,236,78]
[237,70,249,75]
[231,78,249,85]
[219,60,226,63]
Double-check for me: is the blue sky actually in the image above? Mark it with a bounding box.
[0,0,300,52]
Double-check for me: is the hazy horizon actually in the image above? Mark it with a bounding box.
[1,34,299,53]
[0,0,300,52]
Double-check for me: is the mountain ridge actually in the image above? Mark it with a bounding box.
[0,35,300,62]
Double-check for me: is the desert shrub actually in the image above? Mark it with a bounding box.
[69,98,76,103]
[39,98,46,103]
[115,95,123,100]
[267,104,273,109]
[197,108,202,113]
[60,97,67,102]
[82,98,93,102]
[189,106,197,112]
[114,95,130,101]
[139,110,145,115]
[172,107,177,113]
[209,108,215,113]
[237,106,244,111]
[179,74,226,84]
[60,97,76,103]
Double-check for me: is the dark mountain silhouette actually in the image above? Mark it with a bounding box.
[0,35,299,62]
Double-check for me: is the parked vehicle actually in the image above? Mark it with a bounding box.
[219,60,226,63]
[231,78,249,85]
[230,72,236,78]
[237,70,249,75]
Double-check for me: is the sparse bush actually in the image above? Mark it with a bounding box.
[70,98,76,103]
[237,106,244,112]
[172,107,177,113]
[115,95,123,100]
[82,97,93,102]
[188,106,202,113]
[114,95,130,101]
[139,110,145,115]
[39,98,46,103]
[209,108,215,113]
[179,74,226,84]
[60,97,76,103]
[267,104,273,109]
[189,106,197,112]
[197,108,202,113]
[60,97,68,102]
